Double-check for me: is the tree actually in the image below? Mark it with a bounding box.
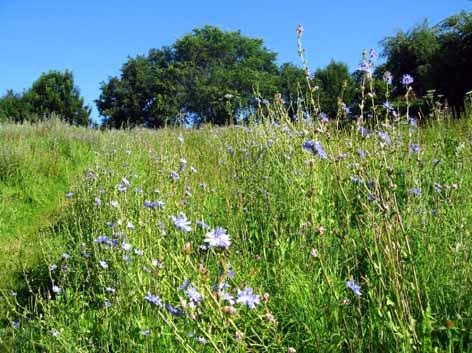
[0,90,32,122]
[379,21,439,98]
[27,70,91,125]
[97,25,282,127]
[313,61,355,118]
[433,11,472,108]
[278,63,309,119]
[379,11,472,111]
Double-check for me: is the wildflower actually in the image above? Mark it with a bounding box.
[288,348,297,353]
[434,183,442,193]
[144,292,162,307]
[178,279,191,291]
[383,101,394,111]
[141,330,151,336]
[302,140,328,160]
[221,292,235,305]
[152,259,164,268]
[172,214,192,232]
[134,249,143,256]
[409,188,422,196]
[62,253,71,260]
[190,166,197,173]
[383,71,393,85]
[95,197,102,206]
[178,135,184,144]
[409,143,421,153]
[401,74,414,86]
[408,117,418,128]
[170,171,180,181]
[51,329,60,337]
[99,260,109,269]
[196,337,207,345]
[106,287,116,294]
[196,220,210,229]
[94,235,113,245]
[342,103,351,114]
[310,248,318,257]
[351,176,362,184]
[358,127,370,137]
[236,287,260,309]
[11,320,20,329]
[319,112,329,123]
[164,303,185,317]
[180,158,187,171]
[122,242,132,251]
[204,227,231,249]
[104,300,112,308]
[126,222,135,230]
[109,200,119,208]
[52,285,62,294]
[346,280,362,296]
[377,131,392,145]
[144,200,164,209]
[185,285,203,305]
[357,149,366,159]
[66,192,74,198]
[49,264,57,271]
[358,60,373,76]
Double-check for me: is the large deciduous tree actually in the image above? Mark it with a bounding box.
[379,11,472,111]
[0,70,91,125]
[96,25,283,127]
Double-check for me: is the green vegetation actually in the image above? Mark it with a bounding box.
[0,71,91,125]
[379,11,472,109]
[0,9,471,353]
[0,118,98,287]
[0,101,471,351]
[1,11,471,127]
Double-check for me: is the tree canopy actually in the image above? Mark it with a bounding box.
[0,70,91,125]
[96,26,289,127]
[378,11,472,110]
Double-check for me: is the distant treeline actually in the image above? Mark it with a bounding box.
[1,11,471,127]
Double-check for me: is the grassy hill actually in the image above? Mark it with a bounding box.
[0,115,471,352]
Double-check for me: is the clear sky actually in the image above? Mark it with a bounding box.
[1,0,470,121]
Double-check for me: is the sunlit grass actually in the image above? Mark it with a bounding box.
[0,113,470,352]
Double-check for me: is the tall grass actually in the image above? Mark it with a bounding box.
[0,110,470,352]
[0,118,99,288]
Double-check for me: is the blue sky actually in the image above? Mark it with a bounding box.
[1,0,470,121]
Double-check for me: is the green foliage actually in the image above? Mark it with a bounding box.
[0,90,33,123]
[0,71,91,126]
[0,119,98,288]
[313,60,355,118]
[97,25,290,127]
[379,11,472,111]
[1,111,471,352]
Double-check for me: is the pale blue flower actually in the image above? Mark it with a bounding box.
[204,227,231,249]
[401,74,414,86]
[346,279,362,296]
[172,214,192,232]
[144,292,162,307]
[236,287,260,309]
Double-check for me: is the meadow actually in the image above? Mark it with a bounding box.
[0,94,471,352]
